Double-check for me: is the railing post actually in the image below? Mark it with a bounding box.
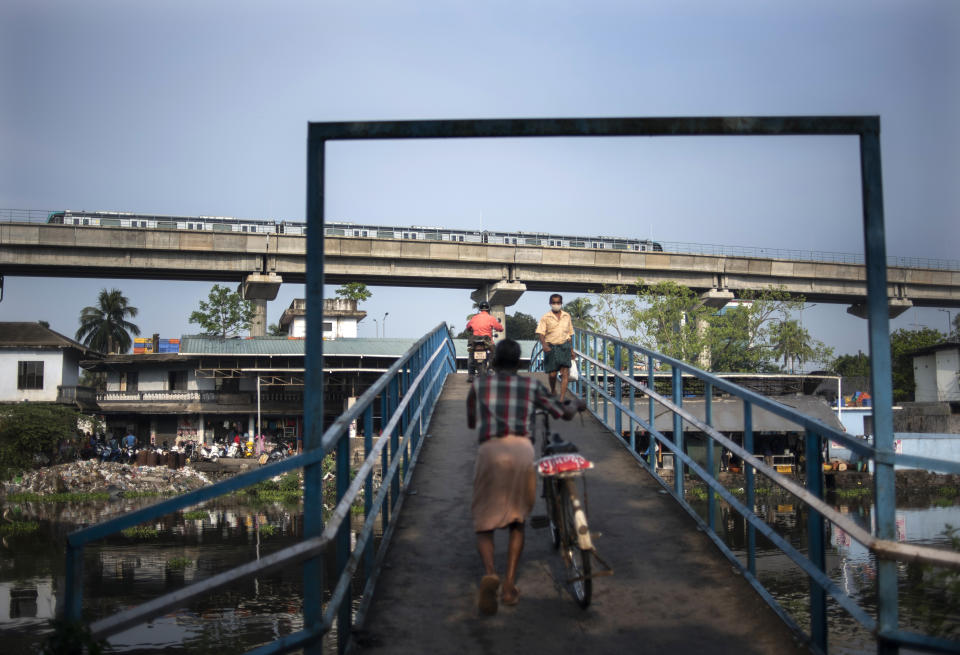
[602,337,609,425]
[672,366,683,497]
[380,387,390,529]
[861,125,899,655]
[389,376,401,509]
[705,382,715,533]
[744,401,755,577]
[303,127,326,655]
[336,432,351,653]
[806,428,827,653]
[64,540,83,623]
[628,347,636,453]
[614,345,622,439]
[363,406,374,583]
[647,354,655,466]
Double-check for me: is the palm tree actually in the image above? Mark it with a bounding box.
[563,297,598,331]
[75,288,141,354]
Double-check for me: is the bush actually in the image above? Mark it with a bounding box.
[0,404,80,479]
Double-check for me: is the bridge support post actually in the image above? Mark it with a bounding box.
[240,273,283,337]
[471,281,527,342]
[696,289,734,368]
[846,297,911,319]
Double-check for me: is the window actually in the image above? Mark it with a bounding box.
[17,361,43,390]
[119,371,138,392]
[322,322,334,332]
[169,370,188,391]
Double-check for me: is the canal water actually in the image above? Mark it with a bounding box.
[0,493,368,654]
[2,486,957,652]
[686,488,960,653]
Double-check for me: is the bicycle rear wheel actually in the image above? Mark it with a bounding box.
[544,478,561,548]
[560,477,592,608]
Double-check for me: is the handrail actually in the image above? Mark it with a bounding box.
[64,323,457,654]
[531,330,960,654]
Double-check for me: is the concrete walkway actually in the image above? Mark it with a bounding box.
[354,373,809,655]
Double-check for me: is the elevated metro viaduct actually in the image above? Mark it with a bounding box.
[2,222,959,332]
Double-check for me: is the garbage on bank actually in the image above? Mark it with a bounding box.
[2,459,212,496]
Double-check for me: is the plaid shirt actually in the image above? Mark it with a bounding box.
[473,373,566,443]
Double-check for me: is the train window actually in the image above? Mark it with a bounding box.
[141,221,148,228]
[377,230,394,238]
[187,223,193,230]
[353,230,360,236]
[362,230,368,237]
[511,238,517,244]
[591,242,598,248]
[81,219,89,225]
[571,241,584,248]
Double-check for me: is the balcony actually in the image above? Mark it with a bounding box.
[56,385,99,409]
[95,389,304,412]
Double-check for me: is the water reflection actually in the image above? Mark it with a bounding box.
[0,496,369,653]
[688,490,960,652]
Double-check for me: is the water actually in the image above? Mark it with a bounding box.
[687,490,960,653]
[0,495,342,653]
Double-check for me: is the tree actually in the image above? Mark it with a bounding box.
[563,297,598,331]
[75,288,141,354]
[335,282,372,303]
[622,281,713,366]
[0,403,80,478]
[506,312,538,340]
[189,284,255,338]
[769,319,834,373]
[831,351,871,378]
[267,322,286,336]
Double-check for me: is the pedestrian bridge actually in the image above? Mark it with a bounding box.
[60,325,960,655]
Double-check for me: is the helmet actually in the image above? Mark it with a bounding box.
[478,301,490,311]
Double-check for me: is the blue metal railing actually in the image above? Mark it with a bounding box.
[532,331,960,654]
[63,323,457,654]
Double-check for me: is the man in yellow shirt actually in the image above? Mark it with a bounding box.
[535,294,574,401]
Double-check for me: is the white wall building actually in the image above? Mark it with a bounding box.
[279,298,366,339]
[0,322,99,405]
[912,341,960,402]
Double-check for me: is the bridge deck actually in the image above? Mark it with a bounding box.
[355,373,807,654]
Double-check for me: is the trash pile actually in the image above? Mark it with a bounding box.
[3,460,213,497]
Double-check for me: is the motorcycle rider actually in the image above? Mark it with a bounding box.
[465,301,504,383]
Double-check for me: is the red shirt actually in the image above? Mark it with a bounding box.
[466,312,504,338]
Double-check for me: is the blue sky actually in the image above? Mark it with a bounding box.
[1,0,958,355]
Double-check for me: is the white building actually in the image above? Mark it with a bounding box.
[0,322,99,407]
[912,341,960,402]
[279,298,366,339]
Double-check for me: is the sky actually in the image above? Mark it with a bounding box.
[1,0,958,359]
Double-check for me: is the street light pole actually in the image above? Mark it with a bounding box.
[373,318,379,338]
[938,308,952,335]
[383,312,389,338]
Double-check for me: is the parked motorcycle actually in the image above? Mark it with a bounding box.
[268,440,294,462]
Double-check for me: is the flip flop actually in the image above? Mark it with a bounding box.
[478,575,500,615]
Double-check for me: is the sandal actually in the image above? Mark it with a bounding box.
[501,584,520,606]
[478,575,500,615]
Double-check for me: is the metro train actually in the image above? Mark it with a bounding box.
[47,210,663,252]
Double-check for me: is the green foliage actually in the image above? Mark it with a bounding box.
[831,351,871,378]
[189,284,255,338]
[6,492,110,503]
[166,557,193,569]
[258,524,277,537]
[0,404,81,479]
[267,322,286,336]
[182,510,208,520]
[279,471,301,491]
[563,297,598,331]
[769,319,834,373]
[506,312,538,340]
[335,282,372,303]
[0,520,39,536]
[75,288,141,354]
[121,525,159,539]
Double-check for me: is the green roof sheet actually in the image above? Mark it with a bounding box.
[177,335,536,358]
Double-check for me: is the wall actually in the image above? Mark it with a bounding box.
[936,348,960,402]
[0,350,65,402]
[914,353,939,402]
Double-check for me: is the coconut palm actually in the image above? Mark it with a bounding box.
[563,297,598,331]
[75,288,141,354]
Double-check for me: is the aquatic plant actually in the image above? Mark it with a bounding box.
[182,510,208,520]
[121,490,175,499]
[121,525,158,539]
[6,491,109,503]
[166,557,193,569]
[258,524,277,537]
[0,520,39,536]
[832,487,872,499]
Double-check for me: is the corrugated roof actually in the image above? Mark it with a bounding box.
[0,322,99,357]
[176,335,537,358]
[651,395,844,433]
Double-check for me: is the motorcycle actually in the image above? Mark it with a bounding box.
[196,442,221,463]
[469,335,495,379]
[268,440,294,462]
[226,442,244,458]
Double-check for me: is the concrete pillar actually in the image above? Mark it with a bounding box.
[248,415,255,438]
[250,299,267,336]
[695,289,734,370]
[240,273,283,337]
[471,281,527,342]
[149,417,157,446]
[197,413,206,444]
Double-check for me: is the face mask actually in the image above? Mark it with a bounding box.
[550,303,562,310]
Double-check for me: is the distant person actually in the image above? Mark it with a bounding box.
[124,431,136,449]
[465,301,504,382]
[466,338,584,615]
[535,293,574,401]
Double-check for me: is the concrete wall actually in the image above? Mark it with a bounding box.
[0,349,65,402]
[895,433,960,471]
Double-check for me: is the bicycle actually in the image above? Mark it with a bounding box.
[530,408,612,608]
